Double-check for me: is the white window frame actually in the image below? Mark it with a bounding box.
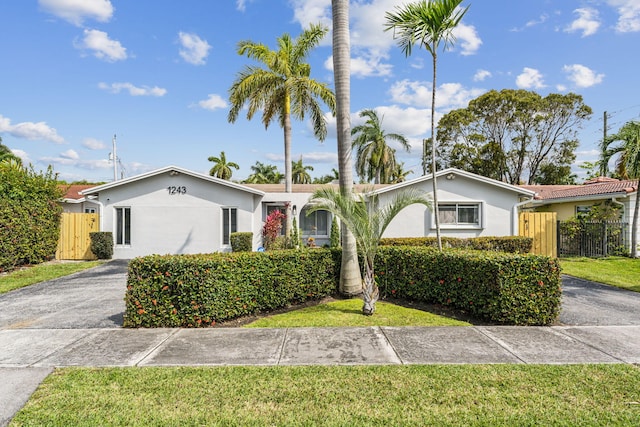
[115,207,131,246]
[222,207,237,246]
[300,207,330,237]
[84,207,96,214]
[434,202,484,229]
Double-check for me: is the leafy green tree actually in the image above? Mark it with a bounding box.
[351,109,410,184]
[243,161,282,184]
[308,187,432,314]
[437,90,591,185]
[601,121,640,257]
[0,138,22,166]
[228,24,336,237]
[208,151,239,180]
[385,0,468,251]
[332,0,362,295]
[291,156,314,184]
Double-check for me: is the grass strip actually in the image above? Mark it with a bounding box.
[244,298,470,327]
[0,261,103,294]
[560,257,640,292]
[12,365,640,426]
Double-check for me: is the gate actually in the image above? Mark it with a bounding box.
[56,213,100,260]
[519,212,557,257]
[557,220,628,258]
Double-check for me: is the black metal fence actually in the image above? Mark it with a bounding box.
[557,220,629,258]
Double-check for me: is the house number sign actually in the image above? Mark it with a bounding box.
[167,186,187,195]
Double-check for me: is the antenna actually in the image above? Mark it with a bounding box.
[112,134,118,181]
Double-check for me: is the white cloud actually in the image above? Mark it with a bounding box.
[0,114,64,143]
[10,149,31,164]
[39,0,113,26]
[60,149,79,160]
[562,64,604,88]
[565,8,601,37]
[98,82,167,97]
[76,29,127,62]
[324,50,393,78]
[516,67,546,89]
[473,69,492,82]
[389,79,483,110]
[296,151,338,164]
[290,0,332,34]
[452,22,482,55]
[197,94,228,111]
[82,138,106,150]
[608,0,640,32]
[178,32,211,65]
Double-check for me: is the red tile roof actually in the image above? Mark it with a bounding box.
[60,185,96,200]
[520,179,637,201]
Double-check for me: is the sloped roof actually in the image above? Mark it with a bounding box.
[522,179,637,201]
[60,184,97,201]
[80,165,265,196]
[243,183,390,193]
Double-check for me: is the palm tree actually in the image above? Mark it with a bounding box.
[351,109,411,184]
[385,0,469,251]
[308,187,432,314]
[332,0,361,295]
[602,121,640,257]
[291,156,314,184]
[0,138,21,166]
[228,24,336,237]
[208,151,239,180]
[386,161,412,183]
[244,161,282,184]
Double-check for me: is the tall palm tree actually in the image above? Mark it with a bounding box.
[243,161,282,184]
[228,24,336,236]
[332,0,361,295]
[291,156,314,184]
[602,121,640,257]
[308,187,432,315]
[351,109,410,184]
[385,0,469,251]
[208,151,239,180]
[386,161,412,183]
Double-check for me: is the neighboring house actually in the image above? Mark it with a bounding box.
[60,184,102,214]
[59,166,536,259]
[521,177,639,253]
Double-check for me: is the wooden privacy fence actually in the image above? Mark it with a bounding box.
[519,212,557,257]
[56,213,99,260]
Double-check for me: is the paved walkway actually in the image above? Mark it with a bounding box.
[2,261,640,426]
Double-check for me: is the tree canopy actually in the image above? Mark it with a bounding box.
[436,89,592,185]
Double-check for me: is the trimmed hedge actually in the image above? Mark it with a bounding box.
[124,250,339,327]
[125,246,561,327]
[230,232,252,252]
[375,247,561,326]
[90,232,113,259]
[380,236,533,254]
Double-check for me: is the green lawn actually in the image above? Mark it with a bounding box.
[244,298,471,327]
[11,365,640,426]
[0,261,103,294]
[560,257,640,292]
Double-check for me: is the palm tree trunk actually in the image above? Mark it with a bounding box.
[284,99,293,238]
[332,0,361,295]
[632,185,639,258]
[431,50,442,251]
[361,258,379,315]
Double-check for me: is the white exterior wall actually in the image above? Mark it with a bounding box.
[380,175,523,239]
[94,173,259,259]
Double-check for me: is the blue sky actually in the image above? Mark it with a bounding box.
[1,0,639,183]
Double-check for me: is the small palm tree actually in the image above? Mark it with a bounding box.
[292,156,314,184]
[351,109,411,184]
[307,187,432,315]
[602,121,640,257]
[385,0,469,251]
[244,161,282,184]
[385,161,412,184]
[208,151,239,180]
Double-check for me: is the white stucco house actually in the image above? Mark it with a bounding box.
[64,165,535,259]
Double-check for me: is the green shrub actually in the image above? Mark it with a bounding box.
[124,246,560,327]
[0,164,63,272]
[330,217,340,248]
[380,236,533,253]
[375,247,561,325]
[230,232,252,252]
[89,232,113,259]
[124,249,339,327]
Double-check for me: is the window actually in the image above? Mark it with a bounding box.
[265,205,286,236]
[84,207,96,214]
[115,207,131,245]
[222,207,237,245]
[300,208,329,235]
[438,203,480,226]
[576,205,591,216]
